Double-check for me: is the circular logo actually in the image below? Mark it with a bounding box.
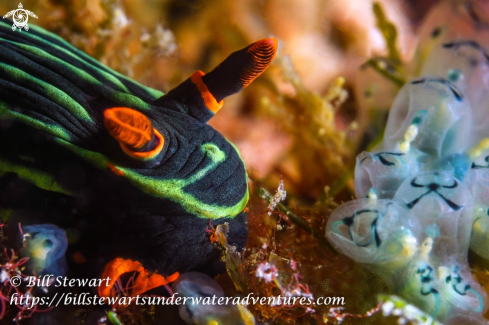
[13,9,28,28]
[10,275,22,287]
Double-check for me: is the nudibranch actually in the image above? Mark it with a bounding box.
[327,1,489,323]
[0,19,277,278]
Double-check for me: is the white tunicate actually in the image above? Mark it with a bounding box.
[421,41,489,145]
[382,78,472,158]
[355,150,420,199]
[393,172,473,260]
[326,199,421,288]
[413,0,489,75]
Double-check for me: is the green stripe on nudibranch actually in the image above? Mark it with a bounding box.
[107,91,154,112]
[0,21,131,95]
[28,23,164,99]
[55,139,248,219]
[0,158,71,195]
[0,63,93,122]
[227,138,247,169]
[0,20,164,100]
[0,101,71,141]
[0,37,154,111]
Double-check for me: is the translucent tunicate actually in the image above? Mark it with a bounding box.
[20,224,68,277]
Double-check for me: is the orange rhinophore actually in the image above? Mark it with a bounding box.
[154,38,277,122]
[241,38,278,88]
[98,257,179,299]
[199,37,278,103]
[104,107,164,159]
[188,38,277,114]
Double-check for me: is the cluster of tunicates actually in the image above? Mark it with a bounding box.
[327,1,489,323]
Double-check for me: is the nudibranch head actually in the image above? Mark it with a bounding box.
[0,19,276,276]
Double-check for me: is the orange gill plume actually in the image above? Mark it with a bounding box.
[104,107,164,160]
[98,257,179,299]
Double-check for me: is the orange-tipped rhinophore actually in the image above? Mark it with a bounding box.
[155,38,278,122]
[241,38,278,87]
[201,37,278,102]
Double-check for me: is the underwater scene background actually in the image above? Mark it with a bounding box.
[3,0,489,324]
